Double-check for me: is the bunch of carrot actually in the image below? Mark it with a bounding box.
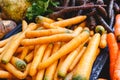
[107,14,120,80]
[0,15,107,80]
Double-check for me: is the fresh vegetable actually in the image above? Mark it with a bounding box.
[26,0,59,20]
[114,14,120,42]
[0,20,17,39]
[11,56,27,71]
[29,44,47,76]
[38,28,90,70]
[0,70,12,79]
[0,0,31,22]
[44,42,61,80]
[1,23,38,64]
[99,33,107,48]
[95,25,105,35]
[72,33,100,80]
[24,51,34,63]
[36,43,53,80]
[107,33,119,79]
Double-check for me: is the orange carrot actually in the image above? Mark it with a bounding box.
[20,47,29,60]
[114,14,120,42]
[107,33,119,79]
[22,20,28,31]
[38,28,90,70]
[113,50,120,80]
[25,28,73,38]
[36,43,53,80]
[21,33,74,46]
[29,44,48,76]
[51,16,87,28]
[1,23,38,64]
[24,51,34,63]
[0,70,12,79]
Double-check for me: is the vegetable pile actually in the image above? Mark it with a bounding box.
[0,16,107,80]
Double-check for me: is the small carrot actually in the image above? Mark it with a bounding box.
[22,20,28,31]
[99,33,107,48]
[114,14,120,42]
[21,33,75,46]
[68,46,87,72]
[54,55,67,80]
[107,33,119,79]
[20,47,29,60]
[72,33,100,80]
[24,51,34,63]
[51,16,87,28]
[25,28,73,38]
[44,42,61,80]
[11,56,27,71]
[35,16,55,24]
[36,43,53,80]
[38,28,90,70]
[29,44,48,76]
[1,23,38,64]
[0,70,12,79]
[78,21,87,28]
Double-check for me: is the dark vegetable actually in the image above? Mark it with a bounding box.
[108,0,114,18]
[63,0,70,7]
[87,16,96,30]
[114,2,120,14]
[96,14,113,33]
[109,9,115,28]
[49,4,106,19]
[0,20,17,39]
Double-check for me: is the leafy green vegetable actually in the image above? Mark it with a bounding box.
[26,0,59,20]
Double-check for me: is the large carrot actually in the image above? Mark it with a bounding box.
[114,14,120,42]
[25,28,73,38]
[29,44,48,76]
[72,33,100,80]
[21,33,75,46]
[51,16,87,28]
[1,23,38,64]
[38,28,90,70]
[107,33,119,79]
[36,43,53,80]
[113,50,120,80]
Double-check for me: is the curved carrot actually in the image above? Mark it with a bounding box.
[0,70,12,79]
[107,33,119,79]
[114,14,120,42]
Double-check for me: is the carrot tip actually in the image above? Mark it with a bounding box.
[72,75,87,80]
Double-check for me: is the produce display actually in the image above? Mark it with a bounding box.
[0,0,120,80]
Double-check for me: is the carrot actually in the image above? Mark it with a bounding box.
[54,55,67,80]
[78,21,86,28]
[21,33,75,46]
[38,28,90,70]
[29,44,48,76]
[42,22,60,29]
[72,27,83,36]
[107,33,119,79]
[1,23,38,64]
[99,33,107,48]
[95,25,105,35]
[25,28,73,38]
[22,20,28,31]
[51,16,87,28]
[0,63,31,79]
[44,42,61,80]
[11,56,27,71]
[114,14,120,42]
[36,43,53,80]
[113,50,120,80]
[0,70,13,79]
[72,33,100,80]
[24,51,34,63]
[57,39,88,78]
[68,46,87,72]
[35,16,55,24]
[20,47,29,60]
